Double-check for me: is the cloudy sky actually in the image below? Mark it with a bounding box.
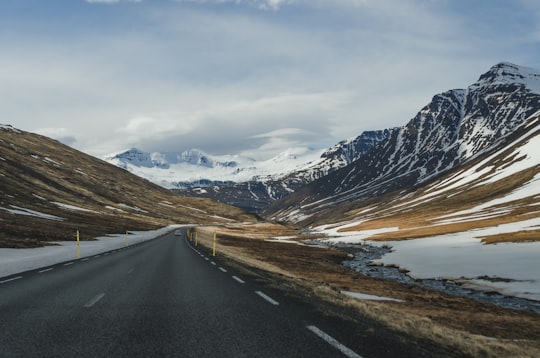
[1,0,539,160]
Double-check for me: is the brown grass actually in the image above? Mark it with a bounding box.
[481,229,540,244]
[346,212,540,243]
[192,223,540,357]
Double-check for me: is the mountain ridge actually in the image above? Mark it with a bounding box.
[265,62,540,223]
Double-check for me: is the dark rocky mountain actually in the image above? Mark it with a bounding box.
[265,62,540,224]
[174,129,395,212]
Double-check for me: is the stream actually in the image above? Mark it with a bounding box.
[316,241,540,314]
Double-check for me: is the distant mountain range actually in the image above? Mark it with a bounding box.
[105,62,540,216]
[105,130,394,211]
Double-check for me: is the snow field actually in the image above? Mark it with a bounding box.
[315,218,540,301]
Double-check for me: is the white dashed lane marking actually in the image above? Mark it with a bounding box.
[0,276,23,284]
[38,268,54,274]
[307,325,362,358]
[255,291,279,306]
[232,276,245,284]
[84,293,105,308]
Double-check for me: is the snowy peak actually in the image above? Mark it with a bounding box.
[474,62,540,93]
[107,148,155,169]
[0,124,21,133]
[321,129,395,163]
[175,149,214,168]
[106,148,239,170]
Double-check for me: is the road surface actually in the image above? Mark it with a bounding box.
[0,229,461,357]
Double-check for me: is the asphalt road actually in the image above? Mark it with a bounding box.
[0,229,462,357]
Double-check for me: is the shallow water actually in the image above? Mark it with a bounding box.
[313,241,540,314]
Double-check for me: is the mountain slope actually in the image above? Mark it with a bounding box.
[317,111,540,239]
[266,63,540,224]
[0,125,257,247]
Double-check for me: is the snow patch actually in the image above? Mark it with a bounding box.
[117,203,148,213]
[0,205,64,221]
[341,290,404,302]
[371,218,540,301]
[52,202,97,213]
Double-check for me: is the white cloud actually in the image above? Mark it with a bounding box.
[35,128,77,147]
[252,128,316,139]
[170,0,295,10]
[85,0,142,3]
[3,0,539,161]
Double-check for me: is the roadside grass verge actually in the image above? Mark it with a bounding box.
[192,224,540,358]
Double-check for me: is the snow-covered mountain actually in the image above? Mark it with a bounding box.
[172,130,393,212]
[106,148,240,171]
[105,147,324,189]
[310,110,540,302]
[258,62,540,301]
[266,62,540,223]
[105,130,393,211]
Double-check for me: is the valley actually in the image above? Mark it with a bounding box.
[2,62,540,357]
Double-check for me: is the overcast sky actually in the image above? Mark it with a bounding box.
[2,0,539,160]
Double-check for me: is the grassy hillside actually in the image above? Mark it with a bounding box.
[0,125,258,247]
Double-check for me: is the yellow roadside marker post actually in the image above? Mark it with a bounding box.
[125,231,129,247]
[77,230,81,259]
[195,231,198,247]
[213,231,216,257]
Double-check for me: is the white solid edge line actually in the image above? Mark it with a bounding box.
[38,268,54,273]
[84,293,105,308]
[0,276,23,284]
[255,291,279,305]
[232,276,245,284]
[306,325,362,358]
